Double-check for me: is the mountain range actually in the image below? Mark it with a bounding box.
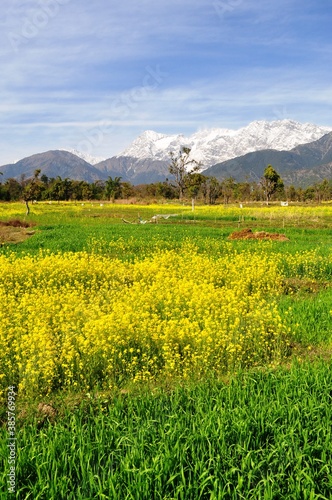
[1,120,332,186]
[205,131,332,186]
[118,120,332,166]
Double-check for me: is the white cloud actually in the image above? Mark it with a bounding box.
[0,0,331,164]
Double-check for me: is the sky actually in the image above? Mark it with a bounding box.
[1,0,332,164]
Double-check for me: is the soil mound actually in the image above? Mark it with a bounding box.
[0,220,36,244]
[229,228,289,241]
[0,219,35,228]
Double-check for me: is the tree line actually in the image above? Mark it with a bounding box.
[1,153,332,207]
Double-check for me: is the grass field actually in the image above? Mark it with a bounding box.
[1,201,332,499]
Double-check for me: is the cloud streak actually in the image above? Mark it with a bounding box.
[1,0,331,164]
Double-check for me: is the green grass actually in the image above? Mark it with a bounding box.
[2,220,330,261]
[1,201,332,498]
[1,361,331,499]
[279,289,332,346]
[1,201,332,257]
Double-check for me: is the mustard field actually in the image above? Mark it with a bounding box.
[1,246,291,397]
[1,201,332,499]
[0,201,332,398]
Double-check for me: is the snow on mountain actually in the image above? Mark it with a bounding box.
[62,149,105,165]
[118,120,332,169]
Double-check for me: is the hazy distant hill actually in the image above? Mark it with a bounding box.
[282,163,332,187]
[204,132,332,185]
[0,150,108,183]
[0,151,169,185]
[94,156,169,184]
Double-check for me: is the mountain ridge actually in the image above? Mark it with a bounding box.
[0,150,107,183]
[204,131,332,186]
[117,119,332,168]
[1,120,332,186]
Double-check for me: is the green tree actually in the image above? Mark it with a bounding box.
[314,179,331,202]
[91,180,105,200]
[105,176,122,202]
[186,173,207,209]
[48,177,73,202]
[155,181,177,200]
[204,177,221,205]
[40,174,49,186]
[303,186,315,201]
[286,185,297,202]
[3,178,22,201]
[221,177,236,204]
[120,182,135,200]
[237,182,251,202]
[0,172,5,201]
[81,182,94,201]
[260,165,284,205]
[168,147,201,201]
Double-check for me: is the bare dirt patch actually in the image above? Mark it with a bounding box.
[0,220,36,244]
[0,219,35,228]
[229,228,289,241]
[282,277,330,295]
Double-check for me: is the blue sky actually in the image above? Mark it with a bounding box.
[1,0,332,163]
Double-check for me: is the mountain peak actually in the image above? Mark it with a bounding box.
[61,149,105,165]
[117,120,332,168]
[2,120,332,186]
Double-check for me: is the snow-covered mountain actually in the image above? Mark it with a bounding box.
[62,149,105,165]
[3,120,332,186]
[117,120,332,169]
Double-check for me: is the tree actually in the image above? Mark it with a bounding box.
[313,179,331,203]
[22,169,42,215]
[168,147,201,201]
[286,185,298,202]
[105,176,122,202]
[260,165,284,205]
[236,182,251,202]
[0,172,5,201]
[70,180,93,201]
[3,178,22,201]
[40,174,49,186]
[303,186,315,201]
[155,181,177,199]
[91,180,105,200]
[48,177,73,202]
[120,182,135,199]
[186,173,207,209]
[206,177,222,205]
[221,177,236,204]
